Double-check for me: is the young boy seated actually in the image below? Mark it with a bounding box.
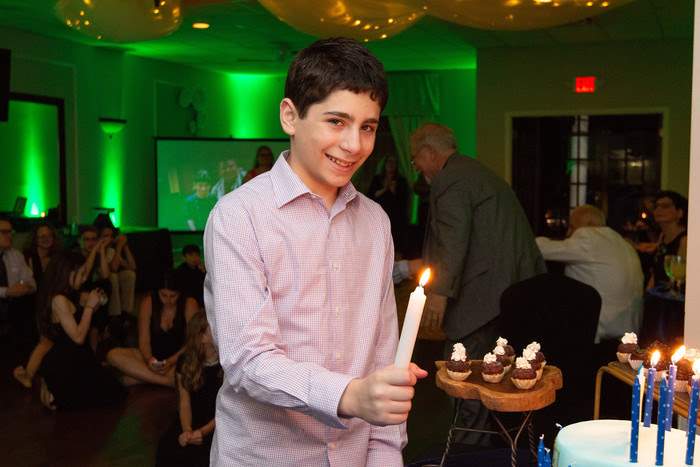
[203,37,427,466]
[173,244,205,307]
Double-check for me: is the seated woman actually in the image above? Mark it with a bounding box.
[648,190,688,289]
[106,273,198,387]
[155,312,222,467]
[36,252,126,410]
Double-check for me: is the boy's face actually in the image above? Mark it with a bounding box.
[283,89,380,203]
[194,182,210,198]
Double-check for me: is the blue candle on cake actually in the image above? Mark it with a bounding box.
[686,361,700,465]
[656,377,668,465]
[538,434,545,467]
[630,370,642,462]
[644,350,660,428]
[666,346,685,431]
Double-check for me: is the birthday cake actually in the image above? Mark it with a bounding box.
[553,419,699,467]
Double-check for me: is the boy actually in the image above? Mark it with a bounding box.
[204,38,426,466]
[173,244,205,306]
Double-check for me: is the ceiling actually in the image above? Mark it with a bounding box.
[0,0,692,74]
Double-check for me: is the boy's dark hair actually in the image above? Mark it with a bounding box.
[655,190,688,226]
[285,37,388,118]
[182,244,201,256]
[80,225,98,236]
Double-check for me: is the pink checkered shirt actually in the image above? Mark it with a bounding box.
[203,152,405,466]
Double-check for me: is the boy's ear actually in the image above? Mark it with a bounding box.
[280,98,298,136]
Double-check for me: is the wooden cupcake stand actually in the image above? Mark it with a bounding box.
[431,361,563,467]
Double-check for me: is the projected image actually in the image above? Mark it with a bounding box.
[156,139,288,231]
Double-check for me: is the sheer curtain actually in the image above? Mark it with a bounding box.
[385,72,440,223]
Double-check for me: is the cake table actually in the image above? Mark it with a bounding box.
[432,360,563,467]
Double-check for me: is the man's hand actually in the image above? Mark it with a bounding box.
[422,293,447,331]
[115,235,128,248]
[6,283,33,298]
[338,363,428,426]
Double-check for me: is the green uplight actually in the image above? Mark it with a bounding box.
[101,133,124,227]
[30,202,39,216]
[227,73,286,138]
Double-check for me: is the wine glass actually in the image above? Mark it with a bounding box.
[664,255,686,296]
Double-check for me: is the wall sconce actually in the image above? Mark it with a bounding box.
[99,117,127,137]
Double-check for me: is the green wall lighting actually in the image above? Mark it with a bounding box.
[99,117,127,137]
[101,134,124,227]
[227,73,286,138]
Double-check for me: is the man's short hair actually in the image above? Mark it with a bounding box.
[182,244,201,256]
[80,225,98,236]
[285,37,388,118]
[411,123,458,154]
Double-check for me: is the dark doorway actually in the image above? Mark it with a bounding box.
[512,113,662,238]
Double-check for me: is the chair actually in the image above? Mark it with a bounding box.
[499,273,602,438]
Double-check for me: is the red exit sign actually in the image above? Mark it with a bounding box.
[575,76,596,93]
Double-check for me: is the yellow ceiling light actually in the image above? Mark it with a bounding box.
[192,22,210,29]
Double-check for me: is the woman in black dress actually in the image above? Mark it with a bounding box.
[106,272,198,387]
[36,252,126,410]
[368,155,410,254]
[155,312,222,467]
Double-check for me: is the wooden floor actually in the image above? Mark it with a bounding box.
[1,334,455,467]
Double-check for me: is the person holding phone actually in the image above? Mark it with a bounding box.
[106,272,198,387]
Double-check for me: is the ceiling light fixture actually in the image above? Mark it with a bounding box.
[192,22,210,29]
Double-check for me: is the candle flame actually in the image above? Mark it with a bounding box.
[671,345,686,364]
[419,268,431,287]
[694,359,700,376]
[641,212,647,219]
[650,350,661,366]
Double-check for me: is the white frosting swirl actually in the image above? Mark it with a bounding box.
[621,332,638,345]
[523,348,537,361]
[527,341,541,352]
[496,337,508,347]
[493,345,505,356]
[483,352,498,364]
[515,357,532,370]
[451,343,467,362]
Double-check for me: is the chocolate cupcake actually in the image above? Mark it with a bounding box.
[523,348,543,381]
[481,352,505,383]
[446,343,471,381]
[616,332,638,363]
[643,350,669,382]
[511,357,537,390]
[496,337,516,365]
[628,348,647,370]
[526,341,547,369]
[493,345,512,372]
[674,358,693,392]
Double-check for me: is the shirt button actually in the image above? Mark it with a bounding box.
[335,352,342,360]
[331,262,340,271]
[335,306,340,316]
[328,442,336,450]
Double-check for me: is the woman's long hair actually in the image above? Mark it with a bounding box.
[23,223,62,270]
[36,251,84,337]
[178,312,211,392]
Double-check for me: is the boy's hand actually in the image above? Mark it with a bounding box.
[338,363,428,426]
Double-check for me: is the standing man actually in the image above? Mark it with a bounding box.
[410,123,545,442]
[204,38,426,466]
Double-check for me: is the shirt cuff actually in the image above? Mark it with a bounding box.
[309,370,355,429]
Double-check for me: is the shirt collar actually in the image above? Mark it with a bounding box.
[270,151,359,209]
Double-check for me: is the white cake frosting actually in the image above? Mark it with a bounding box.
[483,352,498,364]
[451,343,467,362]
[493,345,505,356]
[527,341,541,353]
[523,348,537,362]
[554,419,699,467]
[515,357,531,370]
[621,332,638,345]
[496,337,509,347]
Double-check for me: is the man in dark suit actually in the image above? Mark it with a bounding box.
[410,123,545,444]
